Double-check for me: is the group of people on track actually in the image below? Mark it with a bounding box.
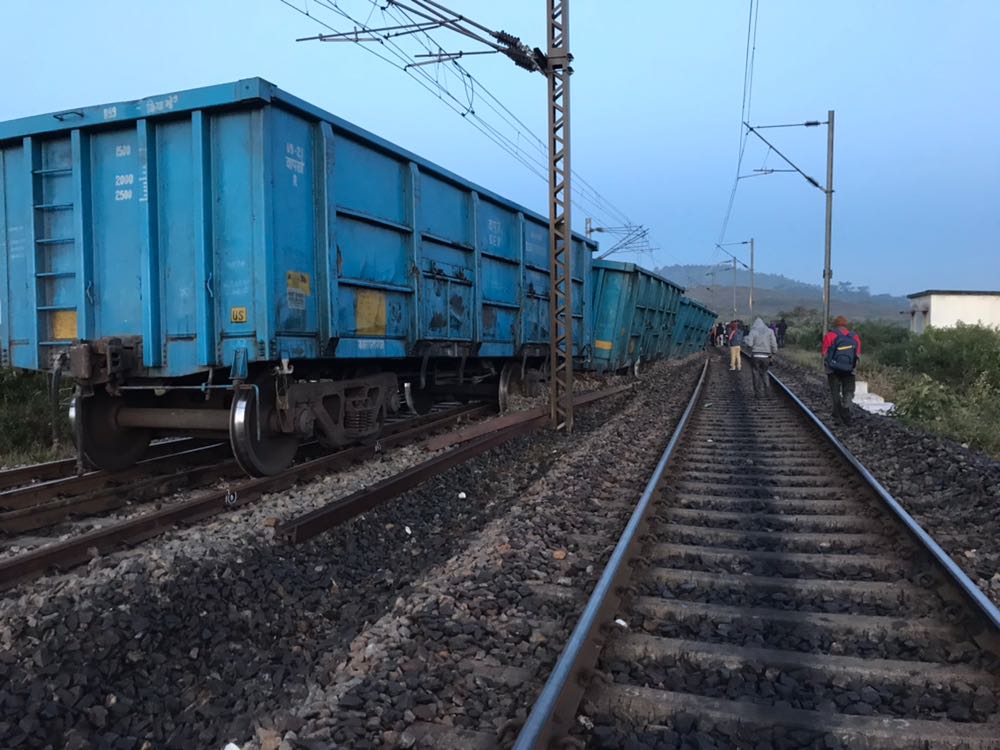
[709,315,862,424]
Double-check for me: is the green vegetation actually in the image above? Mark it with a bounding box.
[0,368,72,466]
[780,308,1000,458]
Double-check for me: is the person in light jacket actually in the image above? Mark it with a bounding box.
[727,321,744,371]
[743,317,778,401]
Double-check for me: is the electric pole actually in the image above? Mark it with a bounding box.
[744,114,835,329]
[822,110,835,330]
[716,241,751,321]
[731,257,738,321]
[546,0,573,432]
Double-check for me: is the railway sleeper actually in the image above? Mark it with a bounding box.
[640,568,936,618]
[658,522,886,553]
[585,683,1000,748]
[602,634,998,718]
[645,542,913,581]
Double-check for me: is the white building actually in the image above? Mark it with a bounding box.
[906,290,1000,334]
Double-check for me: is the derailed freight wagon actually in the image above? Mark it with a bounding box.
[671,297,715,357]
[589,260,685,373]
[0,78,594,475]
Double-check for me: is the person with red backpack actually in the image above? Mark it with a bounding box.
[821,315,862,425]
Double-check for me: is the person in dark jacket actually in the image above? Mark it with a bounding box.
[821,315,862,425]
[743,317,778,401]
[776,318,788,348]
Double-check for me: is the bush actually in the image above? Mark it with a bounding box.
[787,319,908,352]
[852,320,910,350]
[0,368,72,464]
[784,322,824,349]
[892,373,959,423]
[874,324,1000,392]
[894,371,1000,457]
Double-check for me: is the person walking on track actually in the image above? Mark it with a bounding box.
[776,317,788,348]
[744,317,778,402]
[821,315,862,425]
[727,321,744,371]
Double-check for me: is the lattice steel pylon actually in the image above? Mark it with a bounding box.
[546,0,573,431]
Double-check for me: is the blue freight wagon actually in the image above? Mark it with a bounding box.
[589,260,684,373]
[0,78,595,475]
[671,297,715,357]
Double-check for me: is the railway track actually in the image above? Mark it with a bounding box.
[0,437,203,492]
[0,440,235,534]
[0,401,491,588]
[516,359,1000,749]
[0,403,492,538]
[0,384,631,592]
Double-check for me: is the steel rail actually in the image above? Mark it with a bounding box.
[769,371,1000,632]
[513,359,709,750]
[277,383,635,544]
[0,455,249,534]
[422,383,633,452]
[279,417,538,543]
[0,406,475,532]
[0,438,202,493]
[0,442,231,511]
[0,403,491,591]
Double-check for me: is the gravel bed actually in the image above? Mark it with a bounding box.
[253,356,705,748]
[652,512,882,534]
[647,549,909,582]
[658,526,886,555]
[771,356,1000,608]
[606,657,998,722]
[642,615,982,665]
[0,386,642,749]
[0,411,486,561]
[640,561,940,621]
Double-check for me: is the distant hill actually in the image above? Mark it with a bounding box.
[657,264,908,323]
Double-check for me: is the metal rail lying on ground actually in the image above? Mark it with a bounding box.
[513,360,709,750]
[278,384,634,543]
[0,442,230,511]
[422,384,632,452]
[0,438,201,493]
[0,404,491,591]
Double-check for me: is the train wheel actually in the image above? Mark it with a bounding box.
[70,391,151,471]
[229,377,298,477]
[498,362,519,412]
[404,381,435,415]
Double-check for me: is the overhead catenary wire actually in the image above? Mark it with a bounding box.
[280,0,636,235]
[743,122,825,191]
[336,0,652,252]
[715,0,760,252]
[279,0,551,186]
[383,0,634,229]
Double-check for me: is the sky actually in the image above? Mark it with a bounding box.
[1,1,997,296]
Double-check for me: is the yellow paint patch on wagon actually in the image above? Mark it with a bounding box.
[286,271,311,294]
[52,310,77,340]
[355,288,387,336]
[594,339,613,351]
